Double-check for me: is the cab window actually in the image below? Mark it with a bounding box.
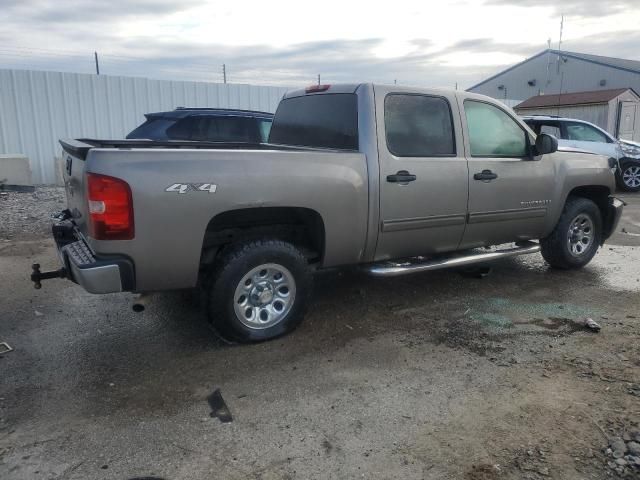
[384,94,455,157]
[464,101,527,157]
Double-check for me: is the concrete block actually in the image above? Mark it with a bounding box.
[55,156,65,186]
[0,154,32,186]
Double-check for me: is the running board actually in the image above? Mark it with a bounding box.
[365,241,540,277]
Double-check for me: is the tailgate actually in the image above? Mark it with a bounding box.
[59,139,92,237]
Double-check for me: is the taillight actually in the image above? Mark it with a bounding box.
[86,173,134,240]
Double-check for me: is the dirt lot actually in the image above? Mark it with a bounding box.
[1,188,640,480]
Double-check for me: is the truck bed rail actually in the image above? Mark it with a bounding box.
[59,138,344,160]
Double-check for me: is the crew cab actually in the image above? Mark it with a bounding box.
[34,84,623,342]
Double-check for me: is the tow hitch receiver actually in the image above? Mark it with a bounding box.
[31,263,67,289]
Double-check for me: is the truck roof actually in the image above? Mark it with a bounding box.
[282,83,501,104]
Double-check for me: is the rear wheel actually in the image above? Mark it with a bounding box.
[206,240,312,343]
[617,161,640,192]
[540,196,602,269]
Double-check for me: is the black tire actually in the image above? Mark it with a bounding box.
[206,240,312,343]
[616,160,640,192]
[540,196,602,270]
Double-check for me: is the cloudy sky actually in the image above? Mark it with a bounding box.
[3,0,640,88]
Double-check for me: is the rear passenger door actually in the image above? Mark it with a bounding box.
[375,86,469,261]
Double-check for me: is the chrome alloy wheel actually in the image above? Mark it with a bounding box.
[623,165,640,188]
[233,263,296,329]
[567,213,594,257]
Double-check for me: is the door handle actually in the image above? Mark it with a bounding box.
[387,170,417,183]
[473,170,498,181]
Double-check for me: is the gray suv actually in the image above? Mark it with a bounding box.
[522,115,640,192]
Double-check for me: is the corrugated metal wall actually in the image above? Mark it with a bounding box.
[0,69,290,184]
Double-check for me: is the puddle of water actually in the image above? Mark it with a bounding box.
[484,297,600,320]
[470,297,600,336]
[473,312,513,328]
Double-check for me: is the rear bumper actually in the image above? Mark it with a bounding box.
[602,196,624,242]
[53,221,135,294]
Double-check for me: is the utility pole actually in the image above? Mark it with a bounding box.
[556,15,564,74]
[223,64,227,84]
[455,82,458,90]
[94,51,100,75]
[556,15,564,114]
[317,74,321,85]
[544,37,551,94]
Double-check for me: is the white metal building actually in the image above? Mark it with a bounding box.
[0,69,289,184]
[469,49,640,105]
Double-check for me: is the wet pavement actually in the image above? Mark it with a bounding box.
[1,192,639,480]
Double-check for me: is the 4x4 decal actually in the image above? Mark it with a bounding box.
[165,183,217,194]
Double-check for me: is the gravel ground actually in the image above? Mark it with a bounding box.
[0,187,65,241]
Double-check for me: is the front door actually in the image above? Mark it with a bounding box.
[375,86,468,261]
[459,98,556,249]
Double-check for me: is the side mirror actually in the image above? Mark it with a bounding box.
[534,133,558,156]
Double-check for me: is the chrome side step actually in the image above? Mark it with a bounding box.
[365,241,541,277]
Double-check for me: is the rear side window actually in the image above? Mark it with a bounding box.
[539,124,561,137]
[257,119,272,142]
[385,94,455,156]
[269,94,358,150]
[126,117,173,139]
[166,117,196,140]
[166,116,257,142]
[525,121,560,138]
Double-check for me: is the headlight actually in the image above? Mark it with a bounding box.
[620,143,640,157]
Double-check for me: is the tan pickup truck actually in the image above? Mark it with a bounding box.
[33,83,623,342]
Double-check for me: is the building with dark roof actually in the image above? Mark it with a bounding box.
[468,49,640,105]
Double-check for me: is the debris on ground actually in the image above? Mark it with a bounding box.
[583,317,602,332]
[0,342,13,355]
[207,389,233,423]
[604,427,640,476]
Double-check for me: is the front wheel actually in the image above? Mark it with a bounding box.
[617,161,640,192]
[540,196,602,269]
[206,240,313,343]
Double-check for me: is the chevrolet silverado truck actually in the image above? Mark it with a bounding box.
[33,83,624,342]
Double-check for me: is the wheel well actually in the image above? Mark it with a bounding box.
[568,185,609,221]
[200,207,325,266]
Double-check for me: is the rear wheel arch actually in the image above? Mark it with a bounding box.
[199,206,326,269]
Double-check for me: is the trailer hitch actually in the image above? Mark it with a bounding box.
[31,263,67,289]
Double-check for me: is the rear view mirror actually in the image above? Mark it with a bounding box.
[535,133,558,155]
